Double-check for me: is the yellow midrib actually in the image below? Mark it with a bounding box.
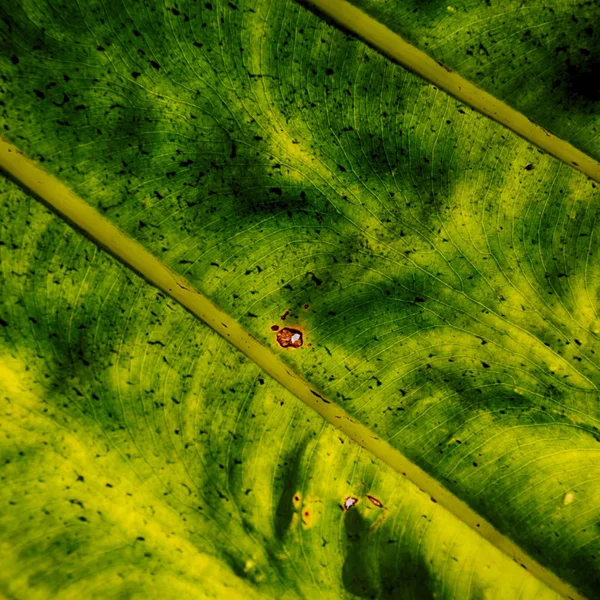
[0,136,586,600]
[301,0,600,185]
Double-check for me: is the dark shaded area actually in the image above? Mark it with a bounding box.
[273,450,303,541]
[565,56,600,104]
[342,507,434,599]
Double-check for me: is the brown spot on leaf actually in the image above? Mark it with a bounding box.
[276,327,303,348]
[366,495,383,508]
[301,508,314,527]
[271,324,279,331]
[292,492,302,509]
[281,310,290,320]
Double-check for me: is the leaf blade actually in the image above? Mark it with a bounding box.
[338,0,600,162]
[2,133,581,598]
[0,177,563,599]
[2,0,600,597]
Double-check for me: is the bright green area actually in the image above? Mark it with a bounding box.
[343,0,600,161]
[0,180,558,599]
[1,0,600,597]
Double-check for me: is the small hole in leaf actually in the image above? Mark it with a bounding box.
[276,327,303,348]
[343,497,358,511]
[366,495,383,508]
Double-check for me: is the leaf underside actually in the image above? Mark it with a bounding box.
[1,0,600,599]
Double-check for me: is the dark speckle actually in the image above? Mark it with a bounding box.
[10,56,19,65]
[33,89,45,99]
[150,60,160,70]
[311,390,330,403]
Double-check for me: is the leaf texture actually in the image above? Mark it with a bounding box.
[1,0,600,597]
[0,179,560,599]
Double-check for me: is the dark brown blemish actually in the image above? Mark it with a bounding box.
[276,327,303,348]
[343,496,358,511]
[435,58,453,73]
[271,324,279,331]
[311,390,330,404]
[281,310,290,320]
[366,495,383,508]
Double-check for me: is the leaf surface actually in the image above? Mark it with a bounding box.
[0,179,559,599]
[1,0,600,598]
[342,0,600,161]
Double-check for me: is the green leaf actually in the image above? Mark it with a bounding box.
[341,0,600,161]
[0,180,560,599]
[1,0,599,598]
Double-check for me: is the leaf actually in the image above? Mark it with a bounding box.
[1,0,599,598]
[0,180,560,599]
[341,0,600,161]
